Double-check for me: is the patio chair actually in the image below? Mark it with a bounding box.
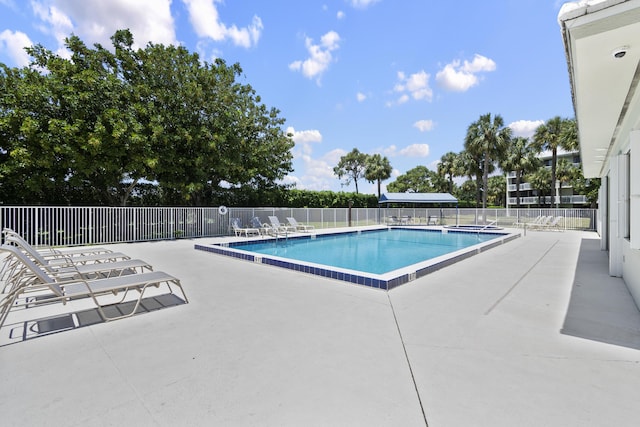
[1,233,132,284]
[268,216,296,234]
[528,216,554,230]
[2,232,129,265]
[512,215,543,228]
[0,245,188,331]
[2,228,113,257]
[230,218,260,237]
[534,216,564,231]
[0,241,152,294]
[427,216,439,225]
[250,217,271,236]
[386,216,400,225]
[286,217,315,232]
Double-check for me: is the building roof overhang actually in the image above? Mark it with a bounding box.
[378,192,458,205]
[559,0,640,178]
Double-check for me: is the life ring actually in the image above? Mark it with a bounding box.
[218,205,228,215]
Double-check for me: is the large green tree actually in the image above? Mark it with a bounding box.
[333,148,369,194]
[387,165,438,193]
[0,29,293,206]
[464,113,511,209]
[364,153,392,198]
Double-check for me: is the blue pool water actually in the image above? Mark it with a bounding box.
[230,228,501,274]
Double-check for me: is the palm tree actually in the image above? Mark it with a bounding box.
[464,113,512,209]
[527,167,552,207]
[487,175,506,207]
[500,136,541,208]
[457,149,483,207]
[365,153,392,198]
[437,151,460,194]
[532,117,578,208]
[556,158,580,206]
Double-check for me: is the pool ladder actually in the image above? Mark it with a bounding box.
[477,220,497,238]
[479,220,497,231]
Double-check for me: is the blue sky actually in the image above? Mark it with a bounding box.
[0,0,574,194]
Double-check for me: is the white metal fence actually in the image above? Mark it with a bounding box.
[0,206,597,246]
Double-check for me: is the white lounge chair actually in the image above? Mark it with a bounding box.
[528,216,554,229]
[386,216,400,225]
[268,216,295,234]
[230,218,260,237]
[286,217,315,232]
[0,245,188,330]
[1,241,153,294]
[1,233,133,287]
[2,228,113,257]
[534,216,563,231]
[250,217,271,236]
[512,215,543,228]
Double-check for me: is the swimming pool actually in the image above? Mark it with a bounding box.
[195,227,520,290]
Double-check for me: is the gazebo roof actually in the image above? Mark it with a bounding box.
[378,192,458,204]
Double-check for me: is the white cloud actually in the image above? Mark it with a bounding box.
[287,127,323,162]
[183,0,262,48]
[349,0,380,9]
[508,119,544,138]
[337,10,345,19]
[381,143,429,158]
[413,119,434,132]
[356,92,366,102]
[389,70,432,105]
[399,143,430,157]
[287,127,323,144]
[0,30,33,66]
[289,30,341,84]
[436,54,496,92]
[289,147,347,191]
[462,54,496,73]
[30,0,176,54]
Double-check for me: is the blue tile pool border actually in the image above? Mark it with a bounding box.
[194,227,521,291]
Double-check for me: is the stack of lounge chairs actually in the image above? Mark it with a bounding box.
[264,216,295,236]
[230,218,261,237]
[0,228,188,333]
[513,215,564,231]
[286,217,315,232]
[530,216,564,231]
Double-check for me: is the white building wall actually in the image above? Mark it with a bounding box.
[608,156,622,277]
[623,131,640,307]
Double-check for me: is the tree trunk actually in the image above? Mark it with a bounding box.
[552,148,558,208]
[482,153,490,209]
[121,178,139,206]
[515,171,521,208]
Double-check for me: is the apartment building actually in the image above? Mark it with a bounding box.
[506,149,588,208]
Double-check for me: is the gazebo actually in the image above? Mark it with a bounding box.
[378,192,458,225]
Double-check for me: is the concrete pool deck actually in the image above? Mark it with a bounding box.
[2,228,640,426]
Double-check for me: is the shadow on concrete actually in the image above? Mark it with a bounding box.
[561,238,640,349]
[1,293,185,347]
